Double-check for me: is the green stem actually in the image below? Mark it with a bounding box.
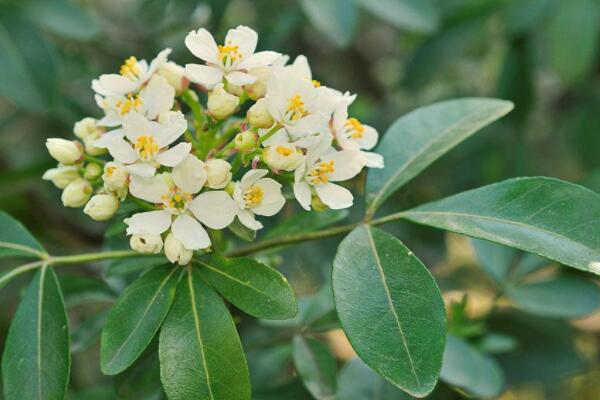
[258,123,282,144]
[83,154,106,165]
[131,196,158,211]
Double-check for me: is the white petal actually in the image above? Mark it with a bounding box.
[315,183,353,209]
[293,181,312,211]
[145,48,172,79]
[306,134,333,166]
[129,174,170,203]
[259,127,289,146]
[287,113,328,139]
[105,136,138,164]
[361,151,384,169]
[240,169,268,188]
[140,75,175,120]
[225,25,258,59]
[127,162,156,177]
[123,113,156,142]
[324,150,364,181]
[155,142,191,167]
[238,51,282,70]
[237,209,263,230]
[172,154,207,193]
[94,128,124,148]
[189,191,237,229]
[355,125,379,150]
[185,29,219,64]
[288,55,312,80]
[252,178,284,216]
[185,64,223,88]
[225,71,256,86]
[97,74,138,96]
[172,213,211,250]
[155,111,187,147]
[125,210,171,235]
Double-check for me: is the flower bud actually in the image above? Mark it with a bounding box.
[84,163,103,180]
[46,138,83,165]
[245,67,271,100]
[263,143,303,172]
[158,61,188,95]
[226,83,245,97]
[207,84,239,120]
[205,159,232,189]
[130,234,163,254]
[42,165,80,189]
[73,118,101,140]
[247,98,274,128]
[83,136,107,156]
[83,194,119,221]
[164,233,193,265]
[61,178,93,208]
[234,131,258,153]
[102,162,129,196]
[311,195,329,211]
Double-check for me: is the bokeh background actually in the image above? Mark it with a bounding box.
[1,0,600,399]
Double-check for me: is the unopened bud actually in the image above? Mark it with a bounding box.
[84,194,119,221]
[42,165,80,189]
[263,143,303,172]
[84,163,103,180]
[158,61,188,95]
[46,138,83,165]
[74,118,102,140]
[234,131,258,153]
[245,67,271,100]
[130,234,163,254]
[247,98,274,128]
[84,136,107,156]
[208,84,239,120]
[102,162,129,194]
[205,159,232,189]
[164,233,193,265]
[61,179,93,208]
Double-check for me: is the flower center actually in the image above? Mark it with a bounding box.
[243,185,264,208]
[218,41,242,67]
[308,160,335,185]
[119,56,141,79]
[116,95,142,115]
[312,80,321,87]
[106,166,116,177]
[275,145,293,156]
[161,187,192,213]
[345,118,364,139]
[134,135,159,161]
[285,94,308,122]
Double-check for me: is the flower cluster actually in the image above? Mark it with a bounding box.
[43,26,384,264]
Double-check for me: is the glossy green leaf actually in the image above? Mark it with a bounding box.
[159,268,251,400]
[59,275,115,307]
[105,255,168,277]
[292,336,337,400]
[477,333,518,355]
[355,0,439,34]
[263,209,348,240]
[403,177,600,274]
[2,266,70,400]
[197,256,297,320]
[471,238,516,282]
[300,0,357,48]
[440,335,504,398]
[366,98,513,214]
[505,275,600,318]
[71,311,108,354]
[23,0,100,40]
[0,210,45,259]
[333,225,446,397]
[337,358,412,400]
[100,265,180,375]
[548,0,600,83]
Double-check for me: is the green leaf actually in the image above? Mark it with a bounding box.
[471,238,516,282]
[23,0,100,40]
[477,333,518,355]
[440,335,504,398]
[300,0,357,48]
[0,210,45,259]
[71,311,108,354]
[197,256,297,320]
[366,98,513,214]
[292,336,337,400]
[355,0,439,34]
[333,225,446,397]
[115,342,164,400]
[548,0,600,84]
[159,268,251,400]
[247,345,293,392]
[505,275,600,318]
[337,358,412,400]
[105,255,168,277]
[228,218,257,242]
[59,275,115,307]
[402,177,600,275]
[2,266,70,400]
[100,265,180,375]
[263,209,348,240]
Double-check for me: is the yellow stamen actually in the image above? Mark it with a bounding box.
[308,160,335,185]
[218,40,242,65]
[119,56,141,78]
[286,94,308,122]
[161,188,192,212]
[134,135,159,161]
[275,145,293,156]
[116,94,142,115]
[243,185,264,208]
[106,166,115,177]
[312,79,321,87]
[345,117,364,139]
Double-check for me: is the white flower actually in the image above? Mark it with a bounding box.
[247,98,274,128]
[92,48,171,97]
[232,169,285,230]
[157,61,187,94]
[102,161,129,199]
[84,194,119,221]
[293,136,363,210]
[95,75,176,127]
[331,103,384,169]
[164,233,193,265]
[263,143,303,172]
[100,112,190,177]
[126,164,237,252]
[43,165,80,189]
[207,83,239,120]
[130,234,163,254]
[46,138,83,165]
[184,25,281,89]
[62,179,93,208]
[205,159,232,189]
